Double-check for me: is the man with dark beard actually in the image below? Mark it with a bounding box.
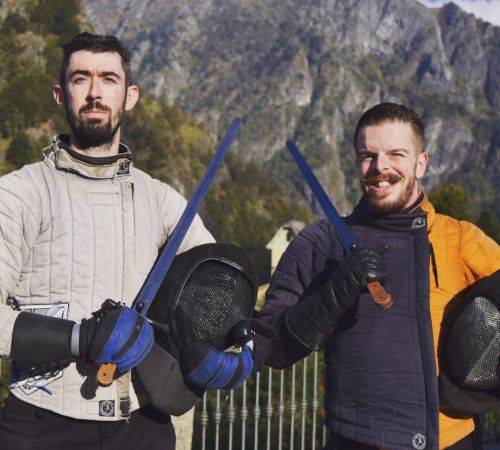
[259,103,500,450]
[0,33,262,450]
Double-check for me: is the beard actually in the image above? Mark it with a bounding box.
[66,100,124,149]
[361,169,417,215]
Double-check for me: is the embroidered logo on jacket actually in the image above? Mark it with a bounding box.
[99,400,115,417]
[411,217,426,229]
[412,433,427,449]
[116,160,130,175]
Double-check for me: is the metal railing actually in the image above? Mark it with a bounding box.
[191,350,500,450]
[192,352,327,450]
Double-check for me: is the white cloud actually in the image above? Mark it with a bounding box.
[416,0,500,26]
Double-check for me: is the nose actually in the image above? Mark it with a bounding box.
[373,152,390,174]
[85,78,102,102]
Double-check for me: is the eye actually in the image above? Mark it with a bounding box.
[73,76,87,84]
[103,76,118,84]
[358,154,373,163]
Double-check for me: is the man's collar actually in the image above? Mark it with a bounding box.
[56,134,132,163]
[347,193,431,232]
[44,134,133,179]
[418,194,436,229]
[399,191,425,214]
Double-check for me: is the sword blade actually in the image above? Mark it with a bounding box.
[286,140,353,252]
[135,117,242,315]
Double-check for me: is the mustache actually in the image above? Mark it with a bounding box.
[79,101,111,114]
[361,173,401,186]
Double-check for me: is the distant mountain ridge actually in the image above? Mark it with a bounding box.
[82,0,498,216]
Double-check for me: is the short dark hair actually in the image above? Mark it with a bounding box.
[353,102,425,152]
[59,32,132,87]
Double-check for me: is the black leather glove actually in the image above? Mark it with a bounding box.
[285,244,388,351]
[227,318,276,373]
[11,300,153,380]
[324,244,389,311]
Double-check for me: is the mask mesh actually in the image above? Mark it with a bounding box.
[154,259,254,358]
[448,296,500,390]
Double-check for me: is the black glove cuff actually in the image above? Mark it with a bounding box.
[284,284,346,351]
[11,312,75,379]
[249,332,274,373]
[330,252,365,308]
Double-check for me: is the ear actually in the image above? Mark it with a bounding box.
[415,151,429,180]
[125,85,139,111]
[53,85,64,108]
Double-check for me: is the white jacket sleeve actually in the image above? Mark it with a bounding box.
[156,181,215,251]
[0,170,41,356]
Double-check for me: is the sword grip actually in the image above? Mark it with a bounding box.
[367,281,392,309]
[97,363,116,386]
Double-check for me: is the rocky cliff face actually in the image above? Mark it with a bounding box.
[84,0,500,215]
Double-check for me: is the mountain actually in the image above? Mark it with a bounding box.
[84,0,500,217]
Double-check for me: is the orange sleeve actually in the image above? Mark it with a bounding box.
[459,220,500,280]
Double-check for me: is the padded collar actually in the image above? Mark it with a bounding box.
[347,193,432,233]
[43,134,133,180]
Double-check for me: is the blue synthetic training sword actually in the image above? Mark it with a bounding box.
[286,140,392,310]
[97,118,242,385]
[133,117,241,317]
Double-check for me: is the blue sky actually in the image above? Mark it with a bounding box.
[416,0,500,26]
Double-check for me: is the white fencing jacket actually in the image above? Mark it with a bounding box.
[0,135,214,420]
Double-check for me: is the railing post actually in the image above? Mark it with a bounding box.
[227,391,235,450]
[253,371,261,450]
[201,395,208,450]
[278,370,285,450]
[214,390,221,450]
[289,364,296,450]
[266,367,273,449]
[300,358,308,450]
[312,352,319,450]
[241,381,248,450]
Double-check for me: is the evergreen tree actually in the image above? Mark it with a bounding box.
[476,210,500,243]
[428,184,472,221]
[5,130,41,168]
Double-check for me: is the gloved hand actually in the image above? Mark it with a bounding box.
[77,299,154,373]
[181,343,253,390]
[11,299,154,380]
[325,244,389,311]
[285,244,388,351]
[180,318,276,390]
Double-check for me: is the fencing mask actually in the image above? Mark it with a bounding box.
[438,269,500,416]
[147,242,258,358]
[134,243,259,415]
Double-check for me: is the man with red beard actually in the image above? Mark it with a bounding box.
[0,33,263,450]
[259,103,500,450]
